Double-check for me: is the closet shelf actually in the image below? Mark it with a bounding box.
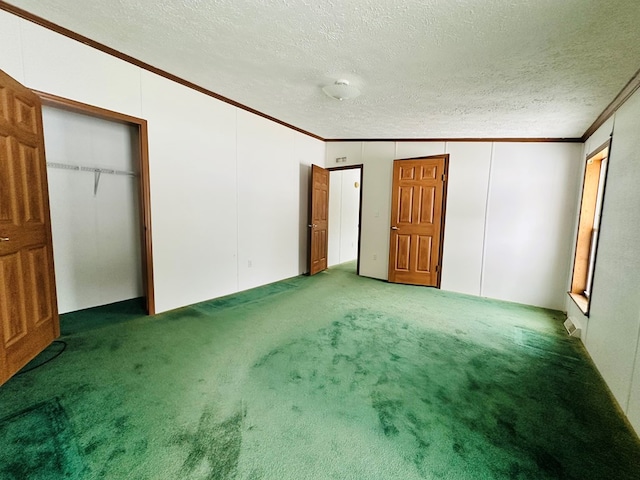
[46,161,137,177]
[46,162,138,196]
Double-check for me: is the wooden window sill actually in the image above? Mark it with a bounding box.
[568,292,589,316]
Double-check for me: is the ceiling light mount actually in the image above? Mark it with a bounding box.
[322,79,361,101]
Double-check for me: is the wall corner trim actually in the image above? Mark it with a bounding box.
[582,67,640,142]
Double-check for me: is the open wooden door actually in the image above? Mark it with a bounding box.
[388,155,448,287]
[0,69,59,385]
[308,164,329,275]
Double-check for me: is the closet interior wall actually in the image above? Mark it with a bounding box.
[42,106,143,314]
[328,169,361,267]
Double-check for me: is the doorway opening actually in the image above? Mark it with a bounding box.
[328,165,363,275]
[37,92,155,315]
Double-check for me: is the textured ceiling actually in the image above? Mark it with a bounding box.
[5,0,640,139]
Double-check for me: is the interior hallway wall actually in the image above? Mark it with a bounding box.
[42,107,143,313]
[328,169,360,267]
[326,141,582,310]
[0,9,326,314]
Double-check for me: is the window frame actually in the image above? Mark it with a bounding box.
[568,140,611,316]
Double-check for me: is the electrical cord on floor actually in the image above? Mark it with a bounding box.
[15,340,67,375]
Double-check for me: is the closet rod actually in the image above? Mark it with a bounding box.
[46,161,137,177]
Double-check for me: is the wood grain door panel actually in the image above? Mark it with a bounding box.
[309,164,329,275]
[418,187,436,225]
[0,69,59,385]
[388,156,448,287]
[416,235,433,273]
[394,234,411,271]
[0,251,27,346]
[397,186,413,223]
[25,244,55,325]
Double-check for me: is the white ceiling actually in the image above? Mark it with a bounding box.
[6,0,640,139]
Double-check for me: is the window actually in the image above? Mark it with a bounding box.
[569,141,610,315]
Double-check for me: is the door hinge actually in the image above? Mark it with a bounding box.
[441,174,446,181]
[435,265,440,272]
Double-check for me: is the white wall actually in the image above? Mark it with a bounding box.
[439,143,491,296]
[482,143,581,309]
[629,309,640,432]
[328,169,361,267]
[0,9,325,314]
[328,171,342,267]
[21,20,142,119]
[339,169,361,264]
[236,111,299,291]
[566,89,640,435]
[141,71,239,310]
[42,107,142,313]
[0,11,22,82]
[326,140,582,309]
[359,142,395,279]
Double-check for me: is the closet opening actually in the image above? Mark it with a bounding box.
[327,165,363,275]
[37,92,155,315]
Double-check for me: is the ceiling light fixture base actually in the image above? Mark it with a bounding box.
[322,80,361,101]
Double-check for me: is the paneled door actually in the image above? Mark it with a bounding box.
[308,164,329,275]
[388,155,448,287]
[0,69,59,385]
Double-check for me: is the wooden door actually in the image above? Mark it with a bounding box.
[0,69,59,385]
[388,156,448,287]
[308,164,329,275]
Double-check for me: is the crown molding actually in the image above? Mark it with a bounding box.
[0,1,323,141]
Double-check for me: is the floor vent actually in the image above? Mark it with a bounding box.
[564,317,581,338]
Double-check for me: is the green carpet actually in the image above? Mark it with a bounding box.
[1,262,638,479]
[0,399,86,479]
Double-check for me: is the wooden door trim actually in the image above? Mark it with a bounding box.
[437,156,450,288]
[327,164,364,276]
[391,154,450,288]
[581,67,640,141]
[34,91,156,315]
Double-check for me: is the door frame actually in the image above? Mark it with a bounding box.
[389,155,449,288]
[35,91,156,315]
[327,164,364,276]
